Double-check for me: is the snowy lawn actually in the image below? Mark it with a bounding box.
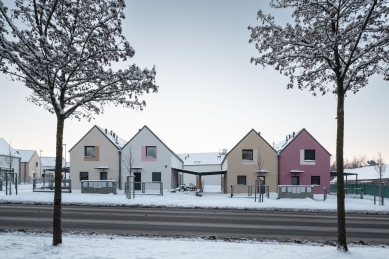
[1,184,388,213]
[1,232,388,259]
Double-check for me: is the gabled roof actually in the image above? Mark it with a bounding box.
[0,138,21,158]
[221,129,277,164]
[41,156,64,167]
[15,150,36,162]
[69,125,127,152]
[123,125,184,163]
[178,152,225,166]
[274,128,331,156]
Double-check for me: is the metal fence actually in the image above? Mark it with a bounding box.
[230,184,254,198]
[33,178,72,193]
[278,185,314,199]
[125,181,163,197]
[81,180,116,194]
[330,183,389,198]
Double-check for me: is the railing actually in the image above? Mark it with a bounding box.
[81,180,116,194]
[33,178,72,193]
[330,183,389,198]
[230,184,254,198]
[278,185,314,199]
[125,181,163,197]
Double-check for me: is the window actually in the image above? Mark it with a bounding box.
[85,146,95,157]
[311,176,320,186]
[242,150,253,161]
[304,150,315,161]
[146,146,157,158]
[36,162,38,167]
[152,172,161,182]
[237,176,246,185]
[80,172,89,181]
[100,172,107,180]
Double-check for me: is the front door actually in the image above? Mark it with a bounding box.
[134,172,141,190]
[100,172,107,180]
[292,176,299,185]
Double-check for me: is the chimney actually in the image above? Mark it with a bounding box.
[258,132,261,135]
[286,135,288,142]
[222,149,227,155]
[289,134,291,139]
[113,133,116,138]
[105,128,107,134]
[293,132,295,137]
[110,130,113,135]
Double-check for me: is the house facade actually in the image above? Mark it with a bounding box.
[177,152,226,187]
[221,130,278,193]
[69,125,127,190]
[0,138,21,181]
[15,150,40,179]
[274,129,331,194]
[121,126,183,190]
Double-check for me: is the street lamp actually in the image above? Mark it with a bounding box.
[63,144,66,179]
[39,150,43,177]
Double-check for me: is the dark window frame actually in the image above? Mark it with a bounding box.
[84,146,96,157]
[80,172,89,181]
[100,172,107,180]
[146,146,157,158]
[311,176,320,186]
[304,150,315,161]
[237,175,247,185]
[152,172,162,182]
[292,176,299,185]
[242,149,253,161]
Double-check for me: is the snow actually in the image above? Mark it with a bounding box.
[273,129,302,153]
[0,138,21,157]
[41,156,63,167]
[96,125,127,149]
[332,165,389,183]
[15,150,35,162]
[0,232,388,259]
[178,152,226,166]
[1,184,388,213]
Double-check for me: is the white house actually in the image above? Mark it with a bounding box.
[69,125,127,189]
[0,138,21,181]
[121,126,183,190]
[177,152,226,188]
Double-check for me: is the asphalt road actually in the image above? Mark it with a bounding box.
[0,204,388,244]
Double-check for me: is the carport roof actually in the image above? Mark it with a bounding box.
[172,168,227,176]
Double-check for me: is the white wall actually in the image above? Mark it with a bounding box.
[182,164,222,186]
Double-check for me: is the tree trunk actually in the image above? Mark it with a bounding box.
[53,115,64,246]
[336,83,348,251]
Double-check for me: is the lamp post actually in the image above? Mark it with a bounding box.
[63,144,66,179]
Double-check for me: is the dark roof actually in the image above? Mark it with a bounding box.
[123,125,184,163]
[276,128,331,156]
[172,167,226,176]
[221,129,277,164]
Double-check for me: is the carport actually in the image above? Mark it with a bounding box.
[172,168,226,191]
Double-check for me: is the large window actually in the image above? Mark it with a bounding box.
[85,146,95,157]
[100,172,107,180]
[237,176,246,185]
[152,172,161,182]
[304,150,315,161]
[242,150,253,161]
[311,176,320,186]
[80,172,89,181]
[146,146,157,158]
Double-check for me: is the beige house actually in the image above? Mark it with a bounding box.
[15,150,40,179]
[221,129,278,193]
[69,125,127,190]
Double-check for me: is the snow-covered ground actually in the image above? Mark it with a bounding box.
[1,232,388,259]
[1,184,388,213]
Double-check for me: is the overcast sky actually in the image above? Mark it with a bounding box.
[0,0,388,162]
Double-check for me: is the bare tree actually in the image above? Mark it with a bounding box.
[123,145,137,196]
[374,152,387,185]
[253,145,266,172]
[2,140,18,195]
[0,0,158,245]
[249,0,389,251]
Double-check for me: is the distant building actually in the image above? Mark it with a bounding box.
[15,150,40,179]
[0,138,21,180]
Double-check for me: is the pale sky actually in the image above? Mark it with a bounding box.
[0,0,388,162]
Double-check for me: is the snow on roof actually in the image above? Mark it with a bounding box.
[40,156,65,167]
[0,138,21,158]
[331,165,389,182]
[273,129,303,153]
[96,126,127,149]
[177,152,226,166]
[15,150,36,162]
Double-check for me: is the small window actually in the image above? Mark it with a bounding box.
[36,162,38,167]
[237,176,246,185]
[146,146,157,158]
[152,172,161,182]
[85,146,95,157]
[304,150,315,161]
[311,176,320,185]
[100,172,107,180]
[80,172,89,181]
[242,150,253,161]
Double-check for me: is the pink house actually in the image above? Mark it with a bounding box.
[274,129,331,194]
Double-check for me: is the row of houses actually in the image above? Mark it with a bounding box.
[69,125,331,194]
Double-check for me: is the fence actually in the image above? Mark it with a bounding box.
[125,181,163,197]
[330,183,389,198]
[230,185,253,198]
[81,180,116,194]
[278,185,314,199]
[33,178,72,193]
